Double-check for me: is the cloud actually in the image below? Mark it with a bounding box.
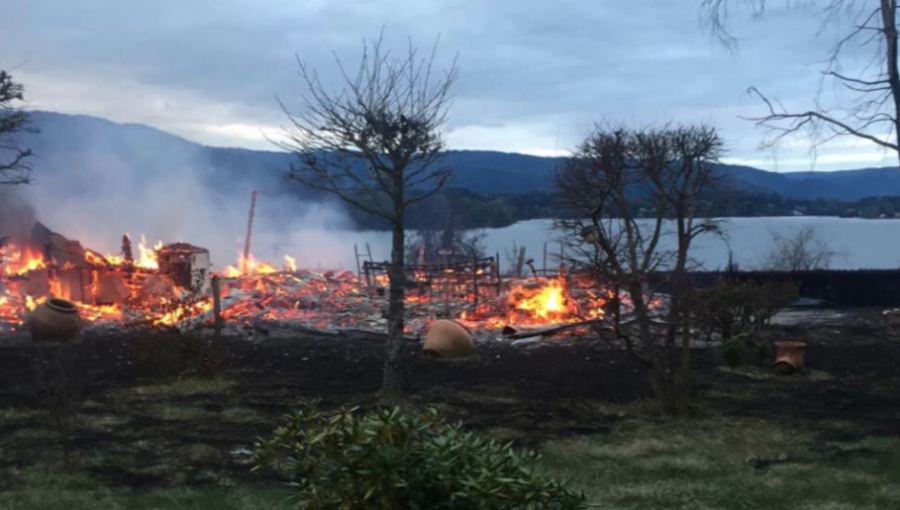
[0,0,891,172]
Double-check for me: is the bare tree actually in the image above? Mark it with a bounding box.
[762,225,838,270]
[701,1,900,169]
[0,70,34,185]
[276,35,458,399]
[556,124,724,414]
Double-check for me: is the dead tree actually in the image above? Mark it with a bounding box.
[276,35,457,399]
[762,225,838,270]
[0,70,35,185]
[555,124,723,414]
[702,0,900,169]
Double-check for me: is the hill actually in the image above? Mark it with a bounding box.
[14,111,900,218]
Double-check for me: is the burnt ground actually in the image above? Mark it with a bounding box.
[0,307,899,489]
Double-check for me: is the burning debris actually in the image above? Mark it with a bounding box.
[1,222,618,342]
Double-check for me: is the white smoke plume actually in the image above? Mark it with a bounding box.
[9,117,393,270]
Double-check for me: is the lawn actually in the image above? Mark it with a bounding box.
[543,415,900,510]
[1,325,898,509]
[3,413,899,510]
[0,470,291,510]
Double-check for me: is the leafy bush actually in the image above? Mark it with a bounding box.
[691,279,798,341]
[254,402,586,510]
[721,338,741,368]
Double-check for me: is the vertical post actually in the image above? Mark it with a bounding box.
[241,190,258,274]
[543,242,548,276]
[354,244,362,289]
[495,252,502,296]
[472,252,479,308]
[366,243,373,263]
[212,276,222,342]
[559,243,565,278]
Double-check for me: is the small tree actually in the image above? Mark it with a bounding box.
[556,124,723,414]
[277,36,457,399]
[0,70,34,185]
[762,225,837,271]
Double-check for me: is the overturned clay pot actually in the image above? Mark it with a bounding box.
[773,341,806,375]
[424,319,474,359]
[28,298,83,343]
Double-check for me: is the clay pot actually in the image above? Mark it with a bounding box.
[773,341,806,375]
[424,319,474,359]
[28,298,83,343]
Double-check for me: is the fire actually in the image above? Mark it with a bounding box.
[514,279,567,320]
[0,226,619,339]
[455,277,609,330]
[1,244,47,276]
[136,236,164,269]
[223,253,281,277]
[284,255,297,272]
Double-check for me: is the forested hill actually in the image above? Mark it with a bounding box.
[13,111,900,229]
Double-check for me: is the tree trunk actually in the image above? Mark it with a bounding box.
[678,308,692,412]
[381,199,406,400]
[626,280,677,414]
[879,0,900,168]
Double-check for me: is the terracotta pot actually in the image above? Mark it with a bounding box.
[28,298,82,343]
[424,319,474,359]
[773,341,806,375]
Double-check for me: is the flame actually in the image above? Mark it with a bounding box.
[223,253,280,277]
[284,255,297,272]
[136,237,164,269]
[514,279,567,320]
[1,244,47,276]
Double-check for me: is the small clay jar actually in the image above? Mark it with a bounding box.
[424,319,474,359]
[28,298,83,343]
[773,341,806,375]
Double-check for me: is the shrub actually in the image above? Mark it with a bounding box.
[254,402,586,510]
[691,279,798,341]
[721,338,741,368]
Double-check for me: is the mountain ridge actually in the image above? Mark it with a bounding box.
[14,110,900,201]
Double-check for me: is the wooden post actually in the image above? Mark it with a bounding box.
[495,252,502,296]
[543,242,548,276]
[559,243,565,278]
[241,191,258,274]
[354,244,363,290]
[212,276,222,342]
[472,253,479,308]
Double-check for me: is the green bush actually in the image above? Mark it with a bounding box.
[254,402,586,510]
[691,279,798,341]
[721,338,741,368]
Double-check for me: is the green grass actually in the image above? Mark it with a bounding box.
[542,416,900,510]
[125,377,235,398]
[0,470,292,510]
[4,410,899,509]
[150,404,208,421]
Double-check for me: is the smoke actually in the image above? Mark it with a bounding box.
[0,189,37,244]
[10,115,389,270]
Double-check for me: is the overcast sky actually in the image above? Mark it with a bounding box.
[1,0,896,172]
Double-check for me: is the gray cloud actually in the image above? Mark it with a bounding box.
[1,0,895,171]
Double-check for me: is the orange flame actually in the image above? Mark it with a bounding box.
[284,255,297,272]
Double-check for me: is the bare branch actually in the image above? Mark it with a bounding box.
[0,70,35,185]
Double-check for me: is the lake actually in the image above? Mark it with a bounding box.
[338,217,900,271]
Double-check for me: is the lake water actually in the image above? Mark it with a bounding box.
[342,217,900,271]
